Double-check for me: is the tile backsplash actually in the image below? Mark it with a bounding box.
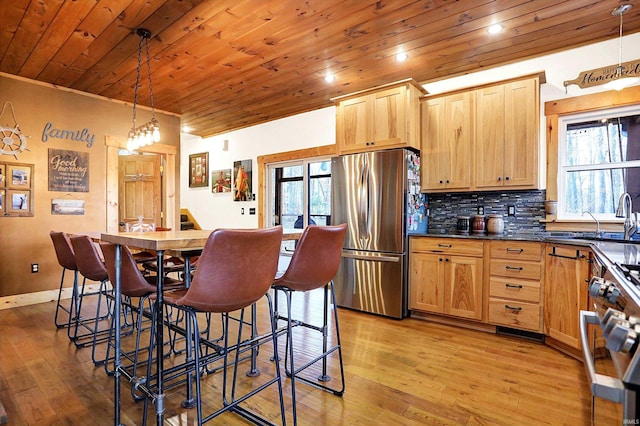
[426,190,547,236]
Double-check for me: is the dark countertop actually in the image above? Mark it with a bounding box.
[410,231,640,248]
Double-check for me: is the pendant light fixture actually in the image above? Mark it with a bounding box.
[127,28,160,151]
[603,4,639,91]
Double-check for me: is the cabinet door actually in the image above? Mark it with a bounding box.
[444,92,473,190]
[372,86,406,147]
[336,95,372,153]
[444,255,483,320]
[409,252,444,313]
[420,97,446,190]
[503,78,537,188]
[544,245,590,349]
[475,85,505,188]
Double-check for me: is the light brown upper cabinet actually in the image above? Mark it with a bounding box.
[420,91,474,191]
[475,75,542,189]
[333,79,426,155]
[420,73,544,193]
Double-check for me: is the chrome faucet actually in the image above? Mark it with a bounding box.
[582,211,602,238]
[616,192,637,240]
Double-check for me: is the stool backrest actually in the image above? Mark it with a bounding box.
[69,235,109,282]
[50,231,77,271]
[175,226,283,312]
[275,224,347,291]
[100,243,157,297]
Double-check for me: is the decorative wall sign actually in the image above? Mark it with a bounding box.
[41,122,96,148]
[211,168,232,193]
[2,162,34,216]
[51,198,85,215]
[233,159,252,201]
[0,101,30,159]
[564,59,640,89]
[189,152,208,187]
[48,149,89,192]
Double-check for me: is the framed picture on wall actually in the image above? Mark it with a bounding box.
[189,152,209,188]
[1,162,34,217]
[8,163,32,189]
[233,159,252,201]
[211,168,232,193]
[7,189,32,216]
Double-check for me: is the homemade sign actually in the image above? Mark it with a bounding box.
[564,59,640,89]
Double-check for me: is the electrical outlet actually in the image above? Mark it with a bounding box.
[31,263,39,273]
[508,205,516,216]
[478,206,484,215]
[249,208,256,215]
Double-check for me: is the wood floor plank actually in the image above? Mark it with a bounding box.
[0,291,622,425]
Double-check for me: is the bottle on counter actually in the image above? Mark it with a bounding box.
[487,214,504,234]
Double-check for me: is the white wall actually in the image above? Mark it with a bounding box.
[180,107,335,229]
[180,34,640,228]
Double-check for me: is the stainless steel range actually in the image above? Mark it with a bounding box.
[581,242,640,425]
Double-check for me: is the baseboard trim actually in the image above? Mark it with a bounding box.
[0,284,101,310]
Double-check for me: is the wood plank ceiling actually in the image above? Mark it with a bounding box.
[1,0,639,138]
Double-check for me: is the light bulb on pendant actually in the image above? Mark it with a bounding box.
[603,4,639,91]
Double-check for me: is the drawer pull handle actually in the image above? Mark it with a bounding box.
[506,248,524,253]
[437,244,452,248]
[505,283,523,289]
[505,266,523,271]
[505,304,522,312]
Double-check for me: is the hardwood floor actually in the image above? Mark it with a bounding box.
[0,289,620,425]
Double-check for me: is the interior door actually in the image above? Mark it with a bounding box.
[118,154,162,230]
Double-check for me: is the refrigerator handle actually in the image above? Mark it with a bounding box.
[363,157,371,241]
[358,157,368,241]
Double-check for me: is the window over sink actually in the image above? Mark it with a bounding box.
[558,105,640,220]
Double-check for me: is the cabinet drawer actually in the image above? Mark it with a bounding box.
[490,259,542,280]
[489,277,541,303]
[488,299,542,332]
[410,238,484,256]
[490,241,543,262]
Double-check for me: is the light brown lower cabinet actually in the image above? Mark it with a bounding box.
[487,241,545,332]
[544,244,591,352]
[410,238,484,321]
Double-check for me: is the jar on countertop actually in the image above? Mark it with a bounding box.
[472,215,486,234]
[487,214,504,234]
[456,216,471,234]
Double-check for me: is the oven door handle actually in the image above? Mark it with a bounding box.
[579,310,625,403]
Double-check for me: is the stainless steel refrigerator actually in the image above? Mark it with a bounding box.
[331,149,426,319]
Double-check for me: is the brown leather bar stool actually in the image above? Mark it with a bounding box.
[143,227,286,425]
[272,223,347,425]
[99,242,184,378]
[49,231,79,329]
[69,235,113,359]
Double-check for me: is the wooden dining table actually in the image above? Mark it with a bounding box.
[99,228,300,425]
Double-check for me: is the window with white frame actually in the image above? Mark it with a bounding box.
[558,105,640,220]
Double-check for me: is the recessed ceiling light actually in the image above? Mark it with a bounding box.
[324,73,335,83]
[396,52,409,62]
[487,24,503,34]
[182,125,192,133]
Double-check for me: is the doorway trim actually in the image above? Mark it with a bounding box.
[105,135,177,232]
